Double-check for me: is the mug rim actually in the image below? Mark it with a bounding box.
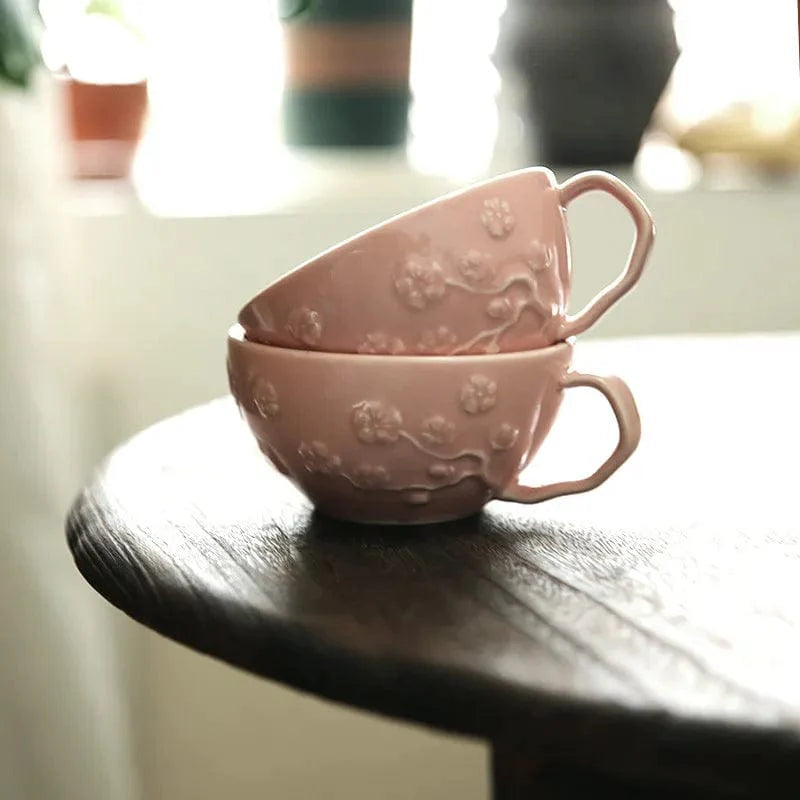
[228,324,572,364]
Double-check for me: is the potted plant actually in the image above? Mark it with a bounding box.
[43,0,148,178]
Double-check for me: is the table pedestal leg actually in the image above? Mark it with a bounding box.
[491,743,543,799]
[491,742,739,799]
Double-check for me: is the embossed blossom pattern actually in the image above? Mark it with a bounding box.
[460,374,497,414]
[286,307,323,346]
[526,240,553,272]
[294,384,518,494]
[394,254,446,310]
[298,441,341,474]
[428,463,456,481]
[486,297,515,321]
[253,377,279,418]
[352,401,403,444]
[354,464,391,488]
[421,415,456,446]
[357,332,406,355]
[417,325,458,354]
[458,250,495,285]
[491,423,519,451]
[405,490,431,506]
[481,197,515,239]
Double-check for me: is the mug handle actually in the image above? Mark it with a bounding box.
[556,171,655,340]
[498,371,641,504]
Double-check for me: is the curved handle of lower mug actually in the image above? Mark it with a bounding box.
[556,171,655,341]
[498,372,641,505]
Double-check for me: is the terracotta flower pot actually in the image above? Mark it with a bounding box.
[64,78,148,179]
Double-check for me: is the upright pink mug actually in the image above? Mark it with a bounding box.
[239,168,654,355]
[227,326,641,525]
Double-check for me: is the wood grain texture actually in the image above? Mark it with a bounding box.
[67,335,800,796]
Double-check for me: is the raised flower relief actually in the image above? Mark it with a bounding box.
[353,464,391,488]
[525,240,554,272]
[481,197,515,239]
[490,423,519,451]
[252,377,279,418]
[417,325,457,354]
[486,297,515,321]
[394,253,446,310]
[357,332,406,355]
[405,490,431,506]
[428,463,456,481]
[286,307,323,346]
[460,374,497,414]
[421,415,456,446]
[352,400,403,444]
[458,250,495,286]
[298,441,342,475]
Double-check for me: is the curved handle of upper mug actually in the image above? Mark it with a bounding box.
[498,371,641,505]
[556,171,655,340]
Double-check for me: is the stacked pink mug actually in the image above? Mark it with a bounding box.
[228,168,653,524]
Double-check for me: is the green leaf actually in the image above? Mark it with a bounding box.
[278,0,315,20]
[84,0,145,43]
[84,0,127,22]
[0,0,39,89]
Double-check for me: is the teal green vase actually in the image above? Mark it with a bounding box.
[280,0,413,147]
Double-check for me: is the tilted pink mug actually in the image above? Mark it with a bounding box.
[227,325,641,525]
[238,168,654,355]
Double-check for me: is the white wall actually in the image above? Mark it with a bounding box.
[67,165,800,799]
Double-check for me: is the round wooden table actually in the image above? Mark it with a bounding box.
[67,335,800,798]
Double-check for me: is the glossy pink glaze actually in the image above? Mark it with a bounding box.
[238,168,654,355]
[227,325,640,524]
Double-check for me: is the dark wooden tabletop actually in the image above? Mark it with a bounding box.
[68,335,800,796]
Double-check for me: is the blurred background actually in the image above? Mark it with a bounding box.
[1,1,799,798]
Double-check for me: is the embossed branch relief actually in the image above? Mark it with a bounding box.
[384,198,556,354]
[280,198,558,355]
[386,241,558,354]
[293,381,520,505]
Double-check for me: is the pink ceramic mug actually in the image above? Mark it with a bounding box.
[227,325,640,524]
[238,168,654,355]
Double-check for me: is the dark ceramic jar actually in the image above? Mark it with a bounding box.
[496,0,679,165]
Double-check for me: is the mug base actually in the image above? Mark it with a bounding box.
[305,475,494,527]
[313,506,483,527]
